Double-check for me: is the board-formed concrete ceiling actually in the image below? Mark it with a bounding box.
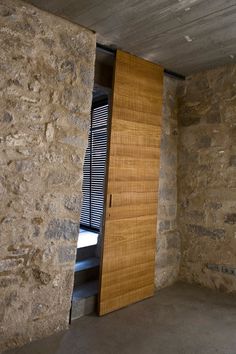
[26,0,236,76]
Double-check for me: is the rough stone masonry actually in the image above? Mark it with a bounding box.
[178,64,236,293]
[155,76,180,289]
[0,0,96,351]
[1,0,236,351]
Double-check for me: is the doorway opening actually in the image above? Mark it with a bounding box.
[71,45,115,321]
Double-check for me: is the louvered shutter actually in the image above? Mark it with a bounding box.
[80,100,108,231]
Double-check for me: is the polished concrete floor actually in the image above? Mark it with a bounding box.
[6,282,236,354]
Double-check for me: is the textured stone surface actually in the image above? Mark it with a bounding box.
[0,0,96,351]
[45,219,80,241]
[2,1,236,350]
[178,64,236,294]
[58,246,77,264]
[155,76,180,289]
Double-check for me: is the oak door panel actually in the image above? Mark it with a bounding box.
[99,50,163,315]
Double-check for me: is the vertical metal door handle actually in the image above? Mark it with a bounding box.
[109,194,112,208]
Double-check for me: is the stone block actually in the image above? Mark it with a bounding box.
[197,135,211,149]
[0,4,16,17]
[64,195,82,212]
[5,290,17,307]
[159,187,176,202]
[159,220,171,233]
[167,204,177,218]
[45,123,54,142]
[156,252,180,268]
[30,312,68,342]
[206,105,221,124]
[0,258,24,272]
[45,219,80,241]
[185,210,205,223]
[187,224,225,239]
[229,155,236,167]
[58,246,76,263]
[32,267,51,285]
[166,231,180,249]
[180,115,200,127]
[0,277,17,288]
[224,213,236,225]
[155,264,179,290]
[31,302,49,319]
[207,201,222,210]
[2,112,13,123]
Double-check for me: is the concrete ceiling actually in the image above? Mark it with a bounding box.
[26,0,236,76]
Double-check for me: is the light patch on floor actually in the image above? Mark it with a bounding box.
[77,229,98,248]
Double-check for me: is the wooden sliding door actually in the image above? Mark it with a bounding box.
[99,50,163,315]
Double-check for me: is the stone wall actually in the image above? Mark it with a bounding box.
[0,0,95,351]
[155,75,181,289]
[2,0,235,349]
[178,64,236,293]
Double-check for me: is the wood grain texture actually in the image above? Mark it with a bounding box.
[99,50,163,315]
[27,0,236,75]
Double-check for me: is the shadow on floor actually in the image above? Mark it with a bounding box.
[5,282,236,354]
